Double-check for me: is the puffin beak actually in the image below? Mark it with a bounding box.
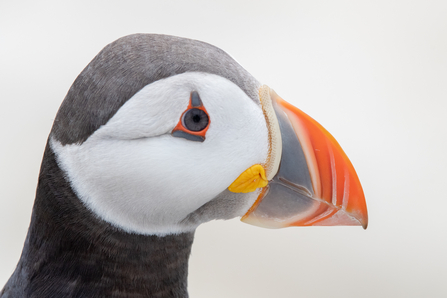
[241,87,368,229]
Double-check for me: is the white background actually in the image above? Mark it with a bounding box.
[1,1,446,297]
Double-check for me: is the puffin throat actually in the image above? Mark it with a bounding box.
[1,144,194,298]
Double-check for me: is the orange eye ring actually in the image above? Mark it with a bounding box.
[172,91,210,142]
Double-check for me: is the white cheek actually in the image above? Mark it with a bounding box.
[51,72,268,236]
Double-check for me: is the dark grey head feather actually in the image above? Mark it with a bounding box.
[52,34,260,145]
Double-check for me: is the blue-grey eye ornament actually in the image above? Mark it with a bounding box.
[172,91,210,142]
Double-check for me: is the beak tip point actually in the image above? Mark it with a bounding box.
[362,219,368,230]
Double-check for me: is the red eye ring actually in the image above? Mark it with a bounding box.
[172,91,210,142]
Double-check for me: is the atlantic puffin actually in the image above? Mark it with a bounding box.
[0,34,368,297]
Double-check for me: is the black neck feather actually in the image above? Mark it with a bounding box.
[1,144,194,298]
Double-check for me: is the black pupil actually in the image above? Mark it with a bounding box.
[183,108,209,131]
[193,114,201,123]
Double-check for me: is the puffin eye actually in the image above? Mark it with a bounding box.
[172,91,211,142]
[182,108,209,132]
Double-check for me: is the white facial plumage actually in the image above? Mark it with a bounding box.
[51,72,269,235]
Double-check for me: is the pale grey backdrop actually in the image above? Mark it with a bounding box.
[1,1,446,297]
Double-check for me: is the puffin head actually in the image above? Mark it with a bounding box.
[50,34,367,236]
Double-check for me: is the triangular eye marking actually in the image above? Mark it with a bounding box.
[172,91,210,142]
[190,91,203,107]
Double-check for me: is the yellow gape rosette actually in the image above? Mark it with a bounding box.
[228,165,268,193]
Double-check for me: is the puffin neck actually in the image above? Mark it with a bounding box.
[2,143,195,298]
